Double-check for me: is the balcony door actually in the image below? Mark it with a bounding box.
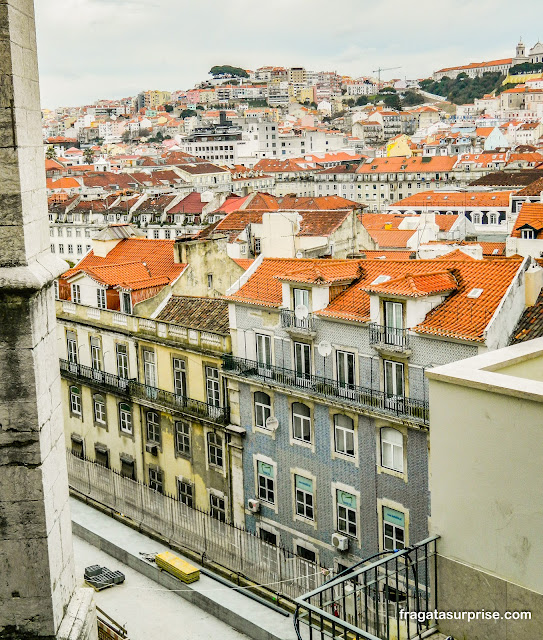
[384,360,404,411]
[256,333,272,376]
[384,301,403,346]
[294,342,311,387]
[293,288,310,329]
[173,358,187,399]
[336,350,355,398]
[143,350,157,400]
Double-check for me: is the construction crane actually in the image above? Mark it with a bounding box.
[373,66,402,88]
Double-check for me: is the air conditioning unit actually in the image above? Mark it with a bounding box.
[332,533,349,551]
[145,444,158,456]
[247,498,260,513]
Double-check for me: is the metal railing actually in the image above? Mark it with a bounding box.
[68,454,331,602]
[281,308,316,332]
[294,536,439,640]
[222,356,428,425]
[60,359,229,425]
[369,324,410,351]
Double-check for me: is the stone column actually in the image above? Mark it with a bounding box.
[0,2,96,639]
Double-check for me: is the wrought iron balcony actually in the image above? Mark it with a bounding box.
[60,359,230,425]
[280,308,316,333]
[294,536,439,640]
[222,356,428,425]
[369,324,410,352]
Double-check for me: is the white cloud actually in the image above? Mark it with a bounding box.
[34,0,541,108]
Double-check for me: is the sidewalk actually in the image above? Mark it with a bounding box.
[70,497,301,640]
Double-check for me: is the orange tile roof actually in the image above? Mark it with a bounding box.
[511,202,543,238]
[366,229,416,249]
[362,270,458,297]
[232,258,255,270]
[228,257,525,342]
[359,250,416,260]
[433,249,477,261]
[275,261,362,285]
[361,214,404,229]
[391,190,514,208]
[357,156,456,174]
[62,238,186,290]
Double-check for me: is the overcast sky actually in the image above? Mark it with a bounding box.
[35,0,541,109]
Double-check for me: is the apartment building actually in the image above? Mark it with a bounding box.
[222,254,536,568]
[56,229,245,525]
[356,156,457,212]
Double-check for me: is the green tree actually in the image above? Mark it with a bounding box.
[83,148,94,164]
[45,146,57,159]
[379,87,396,93]
[356,95,369,106]
[163,104,174,112]
[180,109,195,119]
[209,65,249,78]
[384,93,402,110]
[401,90,425,107]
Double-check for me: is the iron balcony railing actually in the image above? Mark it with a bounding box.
[280,308,316,332]
[60,359,230,425]
[294,536,439,640]
[222,356,428,425]
[369,324,410,351]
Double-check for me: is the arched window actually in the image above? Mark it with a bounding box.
[146,411,160,444]
[254,391,271,428]
[118,403,132,434]
[381,427,404,472]
[472,213,481,224]
[93,394,106,425]
[70,386,81,415]
[489,213,497,225]
[334,414,355,456]
[292,402,311,442]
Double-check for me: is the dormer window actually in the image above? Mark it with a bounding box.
[293,287,310,311]
[521,228,535,239]
[383,301,404,346]
[96,288,106,309]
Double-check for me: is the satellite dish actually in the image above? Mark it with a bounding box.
[317,340,332,357]
[296,251,303,259]
[295,304,309,320]
[266,416,279,431]
[111,114,117,120]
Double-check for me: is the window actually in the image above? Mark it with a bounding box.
[93,394,106,425]
[334,414,355,456]
[95,445,109,468]
[384,360,404,407]
[336,350,355,391]
[71,435,83,459]
[70,386,81,415]
[254,238,261,253]
[206,366,220,407]
[177,479,193,507]
[153,229,159,239]
[293,288,309,310]
[71,283,81,304]
[50,244,55,253]
[68,244,73,254]
[149,468,163,494]
[521,228,535,239]
[207,274,213,289]
[120,291,132,314]
[164,229,171,239]
[472,213,481,224]
[53,280,59,300]
[297,545,316,563]
[66,331,78,364]
[210,494,226,522]
[295,475,314,520]
[66,228,72,237]
[257,460,275,504]
[175,421,190,456]
[90,337,101,370]
[207,432,223,467]
[254,391,271,428]
[96,288,106,309]
[294,342,311,382]
[292,402,311,442]
[337,490,357,537]
[381,428,404,472]
[383,507,405,551]
[260,529,277,545]
[143,350,157,387]
[119,403,132,434]
[173,358,187,397]
[384,301,404,345]
[116,344,129,379]
[489,213,497,225]
[256,333,272,369]
[146,411,160,444]
[77,244,83,254]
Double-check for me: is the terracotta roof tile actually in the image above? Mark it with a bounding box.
[362,270,458,297]
[391,190,514,208]
[366,229,416,249]
[156,296,230,334]
[511,203,543,238]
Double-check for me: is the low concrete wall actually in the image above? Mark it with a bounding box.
[437,555,543,640]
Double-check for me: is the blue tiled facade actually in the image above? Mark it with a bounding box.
[227,303,477,568]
